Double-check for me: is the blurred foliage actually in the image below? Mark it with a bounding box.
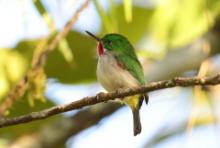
[0,49,30,100]
[0,98,60,139]
[96,3,153,43]
[27,67,46,106]
[123,0,133,22]
[94,0,116,33]
[0,0,220,147]
[150,0,220,48]
[45,31,97,83]
[34,0,73,64]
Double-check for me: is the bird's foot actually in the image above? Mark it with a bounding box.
[115,88,126,101]
[116,88,124,94]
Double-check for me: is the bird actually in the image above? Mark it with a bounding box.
[86,31,148,136]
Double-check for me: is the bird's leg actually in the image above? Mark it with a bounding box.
[116,88,126,101]
[116,88,124,94]
[115,88,128,105]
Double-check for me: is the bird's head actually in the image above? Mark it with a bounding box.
[86,31,134,56]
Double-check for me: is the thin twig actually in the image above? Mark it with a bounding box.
[0,73,220,128]
[0,0,90,115]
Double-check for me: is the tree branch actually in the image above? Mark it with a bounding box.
[0,74,220,128]
[0,0,90,115]
[8,103,121,148]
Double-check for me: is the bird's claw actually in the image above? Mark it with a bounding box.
[116,88,124,94]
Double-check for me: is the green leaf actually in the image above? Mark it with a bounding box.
[58,38,74,63]
[45,31,97,83]
[109,0,119,32]
[0,98,60,139]
[123,0,133,22]
[115,5,153,44]
[0,49,31,100]
[27,67,46,106]
[150,0,220,48]
[93,0,116,33]
[34,0,55,32]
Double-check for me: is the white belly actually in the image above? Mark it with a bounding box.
[97,53,140,92]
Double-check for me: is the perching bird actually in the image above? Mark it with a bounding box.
[86,31,148,136]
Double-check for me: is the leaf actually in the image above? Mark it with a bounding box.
[115,5,153,43]
[11,32,96,84]
[109,0,118,32]
[34,0,74,64]
[149,0,220,48]
[0,49,30,100]
[0,98,60,139]
[58,38,74,64]
[45,31,97,83]
[93,0,116,33]
[27,67,46,106]
[123,0,133,22]
[33,0,55,32]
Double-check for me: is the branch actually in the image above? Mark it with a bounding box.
[0,0,90,115]
[8,103,121,148]
[0,74,220,128]
[145,39,209,82]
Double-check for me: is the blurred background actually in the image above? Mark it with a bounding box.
[0,0,220,147]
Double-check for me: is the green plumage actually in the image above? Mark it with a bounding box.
[102,34,145,85]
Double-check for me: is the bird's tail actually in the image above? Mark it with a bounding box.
[124,95,144,136]
[144,93,149,104]
[132,108,141,136]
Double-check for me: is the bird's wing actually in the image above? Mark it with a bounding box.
[114,54,145,85]
[114,54,149,108]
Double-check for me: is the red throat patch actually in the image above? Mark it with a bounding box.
[97,42,104,56]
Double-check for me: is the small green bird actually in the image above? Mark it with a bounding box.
[86,31,148,136]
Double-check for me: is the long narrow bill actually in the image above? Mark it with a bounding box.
[85,31,101,42]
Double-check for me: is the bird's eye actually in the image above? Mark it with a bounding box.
[107,40,112,45]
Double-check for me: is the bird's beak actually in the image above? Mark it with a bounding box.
[85,31,101,42]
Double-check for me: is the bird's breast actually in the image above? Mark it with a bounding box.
[97,53,139,92]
